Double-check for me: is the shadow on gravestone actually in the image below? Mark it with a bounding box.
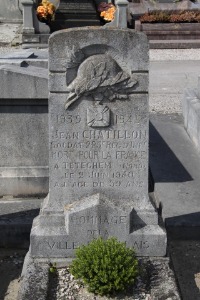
[0,209,40,248]
[149,122,193,183]
[28,27,166,260]
[166,211,200,240]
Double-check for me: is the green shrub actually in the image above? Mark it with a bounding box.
[70,237,138,296]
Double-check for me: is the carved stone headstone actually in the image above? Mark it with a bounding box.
[30,27,166,258]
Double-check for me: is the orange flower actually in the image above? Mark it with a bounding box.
[47,7,54,15]
[37,5,47,18]
[100,6,116,21]
[36,0,56,20]
[37,6,46,13]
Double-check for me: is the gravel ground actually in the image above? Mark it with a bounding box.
[150,49,200,61]
[149,94,182,115]
[2,242,200,300]
[47,258,180,300]
[0,249,26,300]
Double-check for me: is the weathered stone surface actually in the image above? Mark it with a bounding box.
[17,251,49,300]
[0,100,48,196]
[0,0,23,22]
[0,60,38,67]
[30,27,166,258]
[0,64,48,98]
[49,72,148,93]
[48,28,148,72]
[0,50,48,197]
[105,0,129,29]
[0,49,48,68]
[0,49,35,59]
[0,197,42,248]
[0,167,48,197]
[47,93,149,208]
[183,86,200,150]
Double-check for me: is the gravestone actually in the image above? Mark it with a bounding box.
[30,27,166,258]
[51,0,101,31]
[21,0,100,48]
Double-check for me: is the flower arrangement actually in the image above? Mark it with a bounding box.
[98,2,116,22]
[140,10,200,23]
[36,0,56,23]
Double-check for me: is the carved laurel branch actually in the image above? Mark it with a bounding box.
[65,55,138,109]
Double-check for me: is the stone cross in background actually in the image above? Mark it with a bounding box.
[30,27,166,259]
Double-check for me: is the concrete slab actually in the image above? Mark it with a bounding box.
[0,49,34,59]
[0,197,42,248]
[169,240,200,300]
[0,48,48,67]
[0,23,22,46]
[0,48,48,59]
[0,64,48,98]
[149,114,200,239]
[0,59,48,68]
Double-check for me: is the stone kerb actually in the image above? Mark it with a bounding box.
[30,27,166,258]
[183,77,200,150]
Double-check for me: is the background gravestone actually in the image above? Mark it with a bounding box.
[30,27,166,258]
[51,0,101,31]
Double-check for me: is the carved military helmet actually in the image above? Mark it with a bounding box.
[65,54,135,109]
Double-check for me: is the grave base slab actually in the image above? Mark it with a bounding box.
[30,193,166,258]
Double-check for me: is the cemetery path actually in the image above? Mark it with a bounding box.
[169,240,200,300]
[0,249,26,300]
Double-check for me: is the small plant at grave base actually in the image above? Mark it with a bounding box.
[98,2,116,22]
[70,237,139,296]
[49,262,57,273]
